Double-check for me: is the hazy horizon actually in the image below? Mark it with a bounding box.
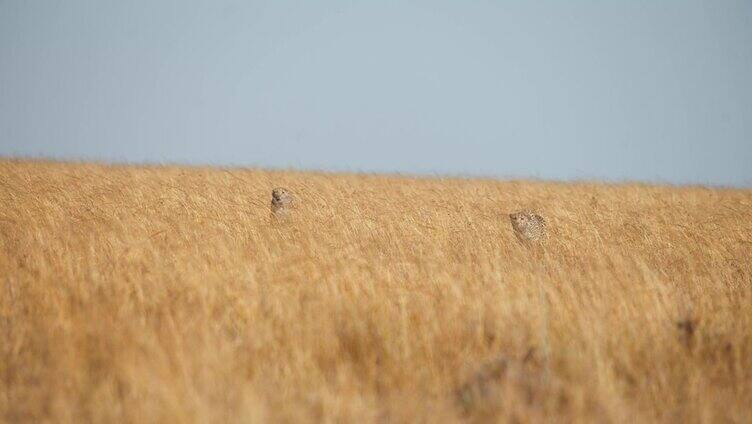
[2,1,751,187]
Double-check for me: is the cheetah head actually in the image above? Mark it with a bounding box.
[272,187,291,203]
[509,212,527,227]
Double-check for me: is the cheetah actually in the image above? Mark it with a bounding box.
[509,211,546,243]
[270,187,293,219]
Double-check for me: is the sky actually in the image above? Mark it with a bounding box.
[1,1,751,186]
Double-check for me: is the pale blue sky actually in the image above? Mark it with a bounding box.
[1,1,751,186]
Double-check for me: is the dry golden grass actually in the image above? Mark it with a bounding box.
[1,159,751,423]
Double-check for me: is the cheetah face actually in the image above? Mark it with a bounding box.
[509,213,526,227]
[272,188,290,202]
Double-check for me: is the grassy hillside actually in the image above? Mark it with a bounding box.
[1,159,751,422]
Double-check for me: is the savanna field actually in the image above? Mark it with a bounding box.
[1,159,751,423]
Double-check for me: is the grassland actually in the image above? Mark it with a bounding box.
[1,159,751,423]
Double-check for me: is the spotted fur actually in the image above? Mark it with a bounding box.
[509,211,546,242]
